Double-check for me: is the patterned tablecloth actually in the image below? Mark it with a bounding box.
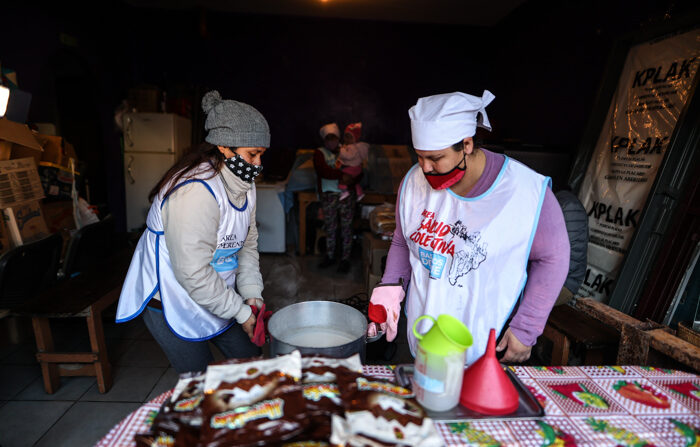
[96,365,700,447]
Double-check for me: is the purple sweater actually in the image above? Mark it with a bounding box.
[382,149,570,346]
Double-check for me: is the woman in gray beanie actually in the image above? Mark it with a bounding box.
[116,91,271,373]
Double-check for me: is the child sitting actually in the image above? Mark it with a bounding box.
[336,122,369,201]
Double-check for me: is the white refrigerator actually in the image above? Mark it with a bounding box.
[123,113,191,232]
[255,181,287,253]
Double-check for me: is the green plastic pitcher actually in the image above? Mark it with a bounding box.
[412,314,473,356]
[412,314,473,411]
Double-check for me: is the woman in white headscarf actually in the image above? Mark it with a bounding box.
[368,91,570,364]
[313,123,360,273]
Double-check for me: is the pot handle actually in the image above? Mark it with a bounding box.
[366,322,385,343]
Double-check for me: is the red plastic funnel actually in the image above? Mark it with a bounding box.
[459,329,519,415]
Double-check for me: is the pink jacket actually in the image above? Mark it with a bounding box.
[338,142,369,167]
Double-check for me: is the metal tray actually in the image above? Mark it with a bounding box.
[394,364,545,421]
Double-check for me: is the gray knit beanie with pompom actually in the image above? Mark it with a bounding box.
[201,91,270,148]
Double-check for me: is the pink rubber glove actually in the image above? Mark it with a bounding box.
[368,283,404,341]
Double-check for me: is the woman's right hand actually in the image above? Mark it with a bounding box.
[368,284,405,342]
[241,312,256,340]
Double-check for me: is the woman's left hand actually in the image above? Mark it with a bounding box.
[495,328,532,363]
[245,298,264,310]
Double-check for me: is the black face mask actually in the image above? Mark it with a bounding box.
[224,154,263,183]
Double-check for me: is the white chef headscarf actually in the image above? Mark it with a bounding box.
[409,91,495,151]
[319,122,340,139]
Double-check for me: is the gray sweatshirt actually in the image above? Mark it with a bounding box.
[152,166,263,325]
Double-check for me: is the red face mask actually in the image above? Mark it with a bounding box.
[424,154,466,190]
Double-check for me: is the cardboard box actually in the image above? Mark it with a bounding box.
[0,157,45,209]
[370,245,390,276]
[362,231,391,278]
[379,144,410,158]
[368,144,415,194]
[128,86,160,113]
[40,200,76,256]
[2,200,50,247]
[34,123,57,136]
[0,118,43,163]
[38,162,80,200]
[388,158,413,192]
[36,134,77,167]
[367,272,382,294]
[16,201,50,244]
[41,200,76,234]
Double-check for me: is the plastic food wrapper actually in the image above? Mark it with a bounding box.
[279,442,331,447]
[199,351,308,447]
[134,432,177,447]
[369,203,396,238]
[162,372,206,427]
[301,354,363,415]
[294,355,363,440]
[145,357,267,445]
[331,372,442,447]
[145,371,206,446]
[211,355,265,366]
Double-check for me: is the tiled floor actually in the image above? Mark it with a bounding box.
[0,250,412,447]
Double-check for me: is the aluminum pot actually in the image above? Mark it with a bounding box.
[268,300,370,362]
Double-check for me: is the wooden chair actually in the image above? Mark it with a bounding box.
[61,215,116,279]
[13,217,132,394]
[0,233,63,310]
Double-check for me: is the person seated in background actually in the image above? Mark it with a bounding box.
[313,122,357,273]
[336,122,369,201]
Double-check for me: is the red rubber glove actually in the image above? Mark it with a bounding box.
[250,303,273,347]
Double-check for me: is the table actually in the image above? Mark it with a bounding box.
[14,249,132,394]
[296,190,396,256]
[96,365,700,446]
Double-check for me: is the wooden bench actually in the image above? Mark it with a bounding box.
[575,298,700,372]
[2,217,132,394]
[13,249,132,393]
[542,303,620,365]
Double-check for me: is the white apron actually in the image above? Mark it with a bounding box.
[116,165,254,341]
[399,156,550,364]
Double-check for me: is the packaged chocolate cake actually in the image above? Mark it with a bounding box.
[199,351,307,447]
[331,372,442,446]
[296,355,363,440]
